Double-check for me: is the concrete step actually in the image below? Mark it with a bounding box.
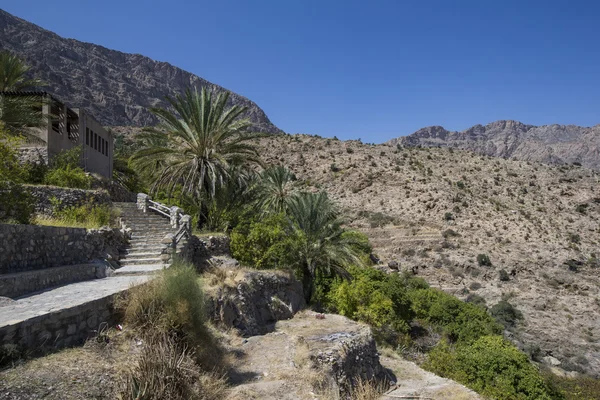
[125,243,167,250]
[129,228,173,233]
[113,264,168,276]
[129,240,167,246]
[120,258,163,266]
[119,252,162,260]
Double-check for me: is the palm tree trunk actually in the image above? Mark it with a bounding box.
[302,266,313,304]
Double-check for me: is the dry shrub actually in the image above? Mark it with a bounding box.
[121,335,227,400]
[349,378,386,400]
[123,260,205,338]
[120,260,227,399]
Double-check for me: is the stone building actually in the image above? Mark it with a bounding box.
[2,91,113,178]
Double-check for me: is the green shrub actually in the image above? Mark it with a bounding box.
[44,165,91,189]
[230,214,298,269]
[426,336,554,399]
[444,212,454,221]
[0,181,34,224]
[490,300,523,329]
[327,266,413,344]
[499,269,510,281]
[409,288,501,344]
[0,130,34,223]
[50,146,82,170]
[477,253,492,266]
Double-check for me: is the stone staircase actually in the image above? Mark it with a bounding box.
[113,202,175,275]
[0,195,192,356]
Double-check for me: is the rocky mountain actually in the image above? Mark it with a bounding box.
[0,8,281,133]
[388,120,600,170]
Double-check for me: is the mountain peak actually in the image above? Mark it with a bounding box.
[388,121,600,169]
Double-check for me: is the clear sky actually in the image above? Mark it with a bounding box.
[3,1,599,142]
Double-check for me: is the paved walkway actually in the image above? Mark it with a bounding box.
[0,276,150,327]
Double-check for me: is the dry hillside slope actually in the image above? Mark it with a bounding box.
[257,134,600,378]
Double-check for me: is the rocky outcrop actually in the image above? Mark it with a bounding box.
[305,315,387,396]
[206,270,305,336]
[226,312,387,399]
[0,9,281,133]
[388,120,600,170]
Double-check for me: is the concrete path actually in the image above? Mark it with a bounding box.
[0,276,149,327]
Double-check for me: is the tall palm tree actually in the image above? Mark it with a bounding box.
[287,191,369,301]
[131,87,263,201]
[254,166,297,215]
[0,52,46,135]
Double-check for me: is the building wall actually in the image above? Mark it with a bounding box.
[78,108,113,178]
[15,95,113,180]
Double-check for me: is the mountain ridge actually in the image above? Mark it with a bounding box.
[0,8,282,133]
[388,120,600,170]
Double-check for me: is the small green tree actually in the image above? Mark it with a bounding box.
[0,124,33,223]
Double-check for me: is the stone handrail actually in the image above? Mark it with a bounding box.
[136,193,192,255]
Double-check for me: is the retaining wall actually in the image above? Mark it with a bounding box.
[25,185,111,216]
[0,292,119,357]
[0,263,111,298]
[0,225,127,274]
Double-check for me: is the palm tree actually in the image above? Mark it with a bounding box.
[287,191,370,302]
[202,165,257,231]
[0,52,46,135]
[130,87,263,202]
[254,166,297,214]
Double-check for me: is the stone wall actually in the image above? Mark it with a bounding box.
[90,176,136,202]
[0,225,127,274]
[206,270,305,336]
[0,263,112,298]
[0,291,119,358]
[178,235,231,270]
[17,147,48,165]
[25,185,111,216]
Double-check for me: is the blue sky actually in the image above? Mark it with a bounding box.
[3,1,599,142]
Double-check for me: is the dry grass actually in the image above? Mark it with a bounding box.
[349,378,387,400]
[120,334,227,400]
[0,328,138,400]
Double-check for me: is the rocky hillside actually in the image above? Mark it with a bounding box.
[257,134,600,378]
[388,120,600,170]
[0,9,281,133]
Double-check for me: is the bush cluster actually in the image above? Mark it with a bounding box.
[426,336,554,399]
